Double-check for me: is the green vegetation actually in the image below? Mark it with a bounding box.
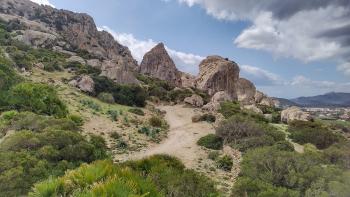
[216,115,284,152]
[232,146,350,197]
[80,99,101,112]
[128,108,145,116]
[216,155,233,171]
[0,112,108,196]
[197,134,223,150]
[93,75,148,107]
[29,160,161,197]
[149,116,163,127]
[288,120,343,149]
[97,92,115,104]
[193,113,216,123]
[125,155,219,197]
[219,101,268,123]
[5,83,68,117]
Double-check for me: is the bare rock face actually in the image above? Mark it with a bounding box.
[195,56,239,99]
[255,90,275,107]
[69,75,94,93]
[0,0,138,83]
[100,59,139,84]
[184,94,204,107]
[236,78,256,105]
[67,56,86,65]
[180,72,196,88]
[139,43,181,86]
[281,106,312,123]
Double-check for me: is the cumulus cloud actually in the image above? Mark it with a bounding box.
[99,26,204,74]
[177,0,350,76]
[240,65,283,86]
[29,0,55,7]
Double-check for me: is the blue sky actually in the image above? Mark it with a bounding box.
[33,0,350,98]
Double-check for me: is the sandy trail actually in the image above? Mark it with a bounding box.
[127,104,215,168]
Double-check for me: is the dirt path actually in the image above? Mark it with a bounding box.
[126,105,215,168]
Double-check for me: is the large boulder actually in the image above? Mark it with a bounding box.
[195,56,239,99]
[67,56,86,65]
[139,43,182,86]
[69,75,94,93]
[236,78,256,105]
[14,29,57,48]
[100,59,139,84]
[184,94,204,107]
[202,91,231,112]
[281,106,312,123]
[255,90,275,107]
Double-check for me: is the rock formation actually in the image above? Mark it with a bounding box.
[236,78,256,105]
[195,56,239,99]
[184,94,204,107]
[139,43,181,86]
[281,106,312,123]
[180,72,196,88]
[0,0,138,84]
[69,75,94,93]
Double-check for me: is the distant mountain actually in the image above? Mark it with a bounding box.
[275,92,350,108]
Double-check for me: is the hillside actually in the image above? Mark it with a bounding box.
[0,0,349,197]
[291,92,350,107]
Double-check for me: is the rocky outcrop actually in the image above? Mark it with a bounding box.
[255,90,275,107]
[184,94,204,107]
[67,56,86,65]
[69,75,94,93]
[202,91,231,112]
[236,78,256,105]
[195,56,239,99]
[100,59,139,84]
[243,105,263,114]
[281,106,312,123]
[139,43,181,86]
[180,72,196,88]
[0,0,138,83]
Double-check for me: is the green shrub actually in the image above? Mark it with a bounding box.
[128,108,145,116]
[29,160,161,197]
[80,99,101,112]
[216,155,233,171]
[125,155,219,197]
[68,114,84,126]
[149,116,163,127]
[273,141,295,152]
[97,92,115,104]
[219,101,241,118]
[0,113,108,196]
[324,142,350,169]
[288,121,343,149]
[107,110,118,121]
[197,134,223,150]
[0,110,18,120]
[6,83,68,117]
[199,114,216,123]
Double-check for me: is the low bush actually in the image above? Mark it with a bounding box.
[197,134,223,150]
[0,114,107,196]
[97,92,115,104]
[80,99,101,112]
[110,131,121,139]
[107,110,119,121]
[216,155,233,171]
[218,101,241,118]
[6,83,68,117]
[128,108,145,116]
[149,116,163,127]
[68,114,84,126]
[208,151,220,161]
[288,120,343,149]
[273,141,295,152]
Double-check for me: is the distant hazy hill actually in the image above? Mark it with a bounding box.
[276,92,350,108]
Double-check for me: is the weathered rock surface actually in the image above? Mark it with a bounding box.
[180,72,196,88]
[195,56,239,99]
[236,78,256,105]
[67,56,86,65]
[100,59,139,84]
[243,105,263,114]
[139,43,181,86]
[0,0,138,83]
[255,90,275,107]
[184,94,204,107]
[69,75,94,93]
[281,106,312,123]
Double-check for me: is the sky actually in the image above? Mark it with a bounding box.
[30,0,350,98]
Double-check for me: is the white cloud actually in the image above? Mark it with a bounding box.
[177,0,350,76]
[240,65,283,86]
[29,0,55,7]
[99,26,204,74]
[337,62,350,77]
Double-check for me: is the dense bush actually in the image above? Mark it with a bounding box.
[29,160,160,197]
[97,92,115,104]
[233,146,350,196]
[197,134,223,150]
[125,155,219,197]
[0,113,108,196]
[324,141,350,169]
[216,155,233,171]
[128,108,145,116]
[93,75,147,107]
[5,83,68,117]
[149,116,163,127]
[288,120,343,149]
[218,101,241,118]
[216,115,285,151]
